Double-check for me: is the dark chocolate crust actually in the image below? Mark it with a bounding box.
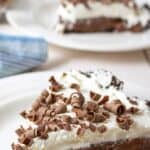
[59,17,150,33]
[74,138,150,150]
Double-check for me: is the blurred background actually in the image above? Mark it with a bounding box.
[0,0,150,88]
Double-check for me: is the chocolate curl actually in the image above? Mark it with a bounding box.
[98,96,109,105]
[54,102,67,114]
[15,126,25,136]
[77,127,86,136]
[70,92,85,108]
[90,91,101,101]
[116,115,133,130]
[73,108,86,119]
[49,76,63,92]
[127,107,139,114]
[97,125,107,134]
[104,100,126,115]
[70,83,80,91]
[12,143,26,150]
[18,134,33,146]
[84,101,99,112]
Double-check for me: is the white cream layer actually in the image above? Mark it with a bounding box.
[58,1,150,27]
[24,70,150,150]
[30,122,150,150]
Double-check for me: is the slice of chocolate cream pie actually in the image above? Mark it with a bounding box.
[57,0,150,32]
[12,70,150,150]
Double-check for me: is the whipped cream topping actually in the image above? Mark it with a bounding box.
[135,0,150,7]
[58,0,150,27]
[13,70,150,150]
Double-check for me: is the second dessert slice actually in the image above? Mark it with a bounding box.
[57,0,150,32]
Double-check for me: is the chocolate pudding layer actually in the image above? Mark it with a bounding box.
[59,17,150,33]
[76,138,150,150]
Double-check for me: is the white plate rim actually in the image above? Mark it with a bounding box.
[0,71,51,106]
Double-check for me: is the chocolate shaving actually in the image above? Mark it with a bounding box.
[37,125,48,139]
[110,75,124,90]
[39,131,48,139]
[20,111,27,119]
[42,116,51,124]
[73,108,86,119]
[128,97,138,105]
[18,134,33,146]
[41,89,49,98]
[80,123,88,128]
[14,127,38,147]
[25,130,35,139]
[62,72,67,77]
[37,107,47,116]
[85,110,109,123]
[127,107,139,114]
[49,76,63,92]
[86,111,95,122]
[12,143,26,150]
[104,100,126,115]
[79,71,91,78]
[54,93,65,103]
[77,127,86,136]
[70,83,80,91]
[34,90,49,105]
[45,109,52,116]
[45,94,53,104]
[23,94,67,125]
[32,99,41,111]
[61,123,71,131]
[48,123,59,132]
[53,102,67,114]
[93,111,109,123]
[37,95,45,104]
[64,97,70,104]
[116,115,133,130]
[101,111,110,119]
[70,92,85,108]
[84,101,99,112]
[15,126,25,136]
[34,115,43,125]
[26,111,37,122]
[98,96,109,105]
[97,125,107,133]
[89,123,96,132]
[94,113,107,123]
[61,115,72,123]
[71,118,79,124]
[90,91,101,101]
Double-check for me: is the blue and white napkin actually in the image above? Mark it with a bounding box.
[0,34,48,78]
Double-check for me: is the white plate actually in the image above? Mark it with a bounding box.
[0,71,149,150]
[6,0,150,52]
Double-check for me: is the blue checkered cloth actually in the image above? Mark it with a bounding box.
[0,34,48,78]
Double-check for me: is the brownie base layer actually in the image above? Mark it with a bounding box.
[59,17,150,33]
[74,138,150,150]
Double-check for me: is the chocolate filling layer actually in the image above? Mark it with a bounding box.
[75,138,150,150]
[59,17,150,33]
